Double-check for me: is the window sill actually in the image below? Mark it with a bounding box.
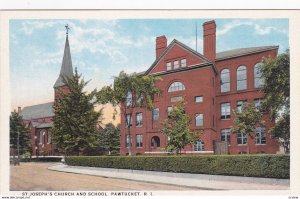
[237,144,248,146]
[136,126,143,128]
[221,118,230,121]
[255,144,266,145]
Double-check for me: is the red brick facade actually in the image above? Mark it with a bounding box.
[120,20,280,156]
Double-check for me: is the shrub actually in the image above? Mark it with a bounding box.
[65,154,289,179]
[21,157,62,162]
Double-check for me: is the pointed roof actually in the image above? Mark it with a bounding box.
[54,34,74,88]
[145,39,216,75]
[20,102,54,120]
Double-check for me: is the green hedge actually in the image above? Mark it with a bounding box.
[65,154,289,179]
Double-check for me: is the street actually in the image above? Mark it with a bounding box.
[10,162,196,191]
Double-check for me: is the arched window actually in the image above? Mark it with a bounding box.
[151,136,160,147]
[237,65,247,90]
[254,63,264,88]
[194,139,204,151]
[168,81,185,92]
[220,69,230,93]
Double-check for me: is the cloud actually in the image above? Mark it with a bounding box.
[20,21,58,35]
[217,20,288,37]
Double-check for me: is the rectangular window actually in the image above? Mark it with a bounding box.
[39,131,43,144]
[126,91,132,107]
[221,129,231,144]
[166,62,171,71]
[237,100,246,113]
[195,114,203,126]
[136,134,143,147]
[195,96,203,103]
[126,135,131,147]
[181,59,187,68]
[152,108,159,121]
[237,132,248,145]
[126,113,132,127]
[255,127,266,144]
[136,94,143,106]
[171,96,183,102]
[174,60,179,69]
[136,113,143,127]
[221,103,231,119]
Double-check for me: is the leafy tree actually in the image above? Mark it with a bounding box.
[52,68,103,156]
[231,102,264,153]
[161,101,201,154]
[96,71,161,155]
[261,50,290,153]
[99,123,121,155]
[10,111,31,157]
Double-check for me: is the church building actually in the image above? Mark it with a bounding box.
[120,20,280,155]
[19,28,73,156]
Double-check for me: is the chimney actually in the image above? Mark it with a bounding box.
[18,106,21,114]
[203,20,216,62]
[156,35,167,59]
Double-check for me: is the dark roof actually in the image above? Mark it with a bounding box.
[145,39,216,75]
[31,121,53,128]
[54,35,74,88]
[216,46,279,61]
[20,102,54,120]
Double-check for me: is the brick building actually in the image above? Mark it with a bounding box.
[18,31,73,156]
[120,20,280,155]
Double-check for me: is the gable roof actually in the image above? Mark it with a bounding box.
[54,35,74,88]
[216,46,279,61]
[145,39,216,75]
[20,102,54,120]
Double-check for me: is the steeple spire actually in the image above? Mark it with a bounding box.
[53,25,74,88]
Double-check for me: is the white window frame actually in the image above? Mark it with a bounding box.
[221,102,231,119]
[221,129,231,144]
[255,127,266,145]
[126,91,132,107]
[136,112,143,127]
[168,81,186,92]
[136,134,143,148]
[195,113,203,126]
[194,140,204,151]
[195,96,203,103]
[47,131,51,144]
[126,134,132,147]
[173,60,179,69]
[152,108,159,121]
[237,65,247,91]
[237,132,248,145]
[166,62,172,71]
[254,63,265,88]
[126,113,132,127]
[181,59,187,68]
[221,69,230,93]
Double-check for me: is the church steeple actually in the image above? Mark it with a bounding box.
[54,24,73,88]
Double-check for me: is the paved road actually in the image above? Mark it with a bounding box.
[10,162,197,191]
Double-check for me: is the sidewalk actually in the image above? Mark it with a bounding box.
[48,163,289,190]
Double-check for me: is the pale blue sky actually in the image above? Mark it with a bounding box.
[10,19,289,109]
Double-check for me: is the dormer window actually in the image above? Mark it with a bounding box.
[181,59,186,68]
[174,61,179,69]
[166,62,171,71]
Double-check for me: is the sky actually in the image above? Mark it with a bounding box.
[10,18,289,113]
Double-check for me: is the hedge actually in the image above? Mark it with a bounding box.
[21,157,63,162]
[65,154,289,179]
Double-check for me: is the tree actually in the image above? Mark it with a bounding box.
[96,71,161,155]
[231,102,264,153]
[10,111,31,158]
[261,50,290,153]
[52,68,103,156]
[99,123,121,155]
[161,101,201,154]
